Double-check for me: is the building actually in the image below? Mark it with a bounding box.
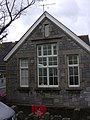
[0,42,15,101]
[4,12,90,111]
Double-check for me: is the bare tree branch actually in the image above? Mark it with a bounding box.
[11,0,16,13]
[0,0,43,41]
[6,0,12,20]
[0,33,7,40]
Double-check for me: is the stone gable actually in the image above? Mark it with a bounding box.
[5,13,90,108]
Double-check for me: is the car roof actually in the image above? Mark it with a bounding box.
[0,102,15,119]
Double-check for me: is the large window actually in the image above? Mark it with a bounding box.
[20,59,29,87]
[37,44,58,87]
[67,55,80,87]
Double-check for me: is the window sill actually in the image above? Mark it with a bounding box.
[35,87,61,92]
[66,87,82,91]
[18,87,30,93]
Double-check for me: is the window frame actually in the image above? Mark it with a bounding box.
[37,44,59,88]
[20,59,29,87]
[67,55,80,87]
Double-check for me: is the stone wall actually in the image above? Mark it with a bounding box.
[6,18,90,108]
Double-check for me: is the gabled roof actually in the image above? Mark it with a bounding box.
[78,35,90,45]
[0,42,15,64]
[4,11,90,61]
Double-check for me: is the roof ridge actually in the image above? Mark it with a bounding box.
[4,12,90,61]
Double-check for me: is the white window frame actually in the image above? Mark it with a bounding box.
[37,44,58,87]
[67,55,80,87]
[20,59,29,87]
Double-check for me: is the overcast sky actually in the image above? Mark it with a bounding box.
[7,0,90,42]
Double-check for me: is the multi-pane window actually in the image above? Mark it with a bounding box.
[37,44,58,87]
[67,55,80,87]
[20,59,29,87]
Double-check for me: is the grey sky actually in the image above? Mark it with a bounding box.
[7,0,90,42]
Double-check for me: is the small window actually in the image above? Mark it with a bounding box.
[20,59,29,87]
[67,55,80,87]
[44,24,49,37]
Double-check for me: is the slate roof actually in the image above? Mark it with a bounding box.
[0,42,15,65]
[78,35,90,45]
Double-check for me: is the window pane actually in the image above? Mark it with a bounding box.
[49,77,58,85]
[48,44,52,55]
[39,68,47,85]
[54,68,57,76]
[69,76,79,85]
[48,57,52,65]
[43,57,47,66]
[49,68,58,85]
[53,57,57,65]
[43,45,47,55]
[44,68,47,76]
[69,76,74,85]
[73,55,78,64]
[38,46,42,56]
[69,60,73,65]
[75,76,79,85]
[21,78,28,85]
[49,77,53,85]
[21,69,28,86]
[44,77,47,85]
[69,66,79,85]
[41,77,44,85]
[39,77,42,85]
[49,68,53,85]
[49,68,53,76]
[68,56,73,65]
[53,44,57,55]
[43,44,52,55]
[68,55,78,65]
[21,69,28,77]
[38,51,42,56]
[38,58,42,65]
[69,67,73,75]
[39,77,47,85]
[38,58,47,66]
[21,59,28,67]
[54,77,58,85]
[74,67,78,75]
[39,68,42,76]
[49,57,57,65]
